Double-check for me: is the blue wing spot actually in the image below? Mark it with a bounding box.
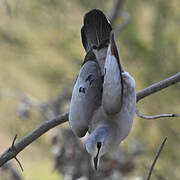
[86,74,94,86]
[79,87,86,94]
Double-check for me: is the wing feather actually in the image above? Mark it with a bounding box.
[69,52,102,137]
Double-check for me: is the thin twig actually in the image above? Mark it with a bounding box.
[14,157,23,172]
[143,162,166,180]
[12,135,18,148]
[146,137,167,180]
[136,107,180,120]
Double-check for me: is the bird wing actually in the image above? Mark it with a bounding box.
[69,51,102,137]
[102,33,124,115]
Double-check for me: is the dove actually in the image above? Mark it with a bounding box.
[69,9,136,170]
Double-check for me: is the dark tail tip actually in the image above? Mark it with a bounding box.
[84,9,107,22]
[81,9,112,52]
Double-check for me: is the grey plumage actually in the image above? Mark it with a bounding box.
[69,9,136,170]
[69,51,102,137]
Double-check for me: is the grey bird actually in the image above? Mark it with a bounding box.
[69,9,136,170]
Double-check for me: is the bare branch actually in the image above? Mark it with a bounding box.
[0,73,179,167]
[143,163,166,180]
[136,72,180,102]
[109,0,123,23]
[0,113,68,167]
[108,0,131,35]
[115,11,131,35]
[146,137,167,180]
[136,107,180,120]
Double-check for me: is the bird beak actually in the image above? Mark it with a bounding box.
[93,142,101,170]
[93,154,99,170]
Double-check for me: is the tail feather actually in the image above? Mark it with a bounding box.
[81,9,112,52]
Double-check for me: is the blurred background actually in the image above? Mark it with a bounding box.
[0,0,179,179]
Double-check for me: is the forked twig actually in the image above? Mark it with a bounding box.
[9,135,24,171]
[0,113,68,167]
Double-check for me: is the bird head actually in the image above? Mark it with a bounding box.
[85,127,109,170]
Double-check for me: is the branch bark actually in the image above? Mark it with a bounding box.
[0,113,68,167]
[0,73,179,167]
[136,72,180,102]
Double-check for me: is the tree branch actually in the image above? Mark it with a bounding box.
[136,72,180,102]
[0,113,68,167]
[109,0,123,23]
[136,107,180,120]
[146,137,167,180]
[108,0,131,35]
[0,73,179,167]
[136,72,180,120]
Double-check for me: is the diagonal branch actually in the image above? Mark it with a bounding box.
[108,0,131,35]
[136,72,180,102]
[0,73,179,167]
[115,10,131,35]
[10,135,24,171]
[146,137,167,180]
[0,113,68,167]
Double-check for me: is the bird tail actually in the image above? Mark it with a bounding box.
[81,9,112,52]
